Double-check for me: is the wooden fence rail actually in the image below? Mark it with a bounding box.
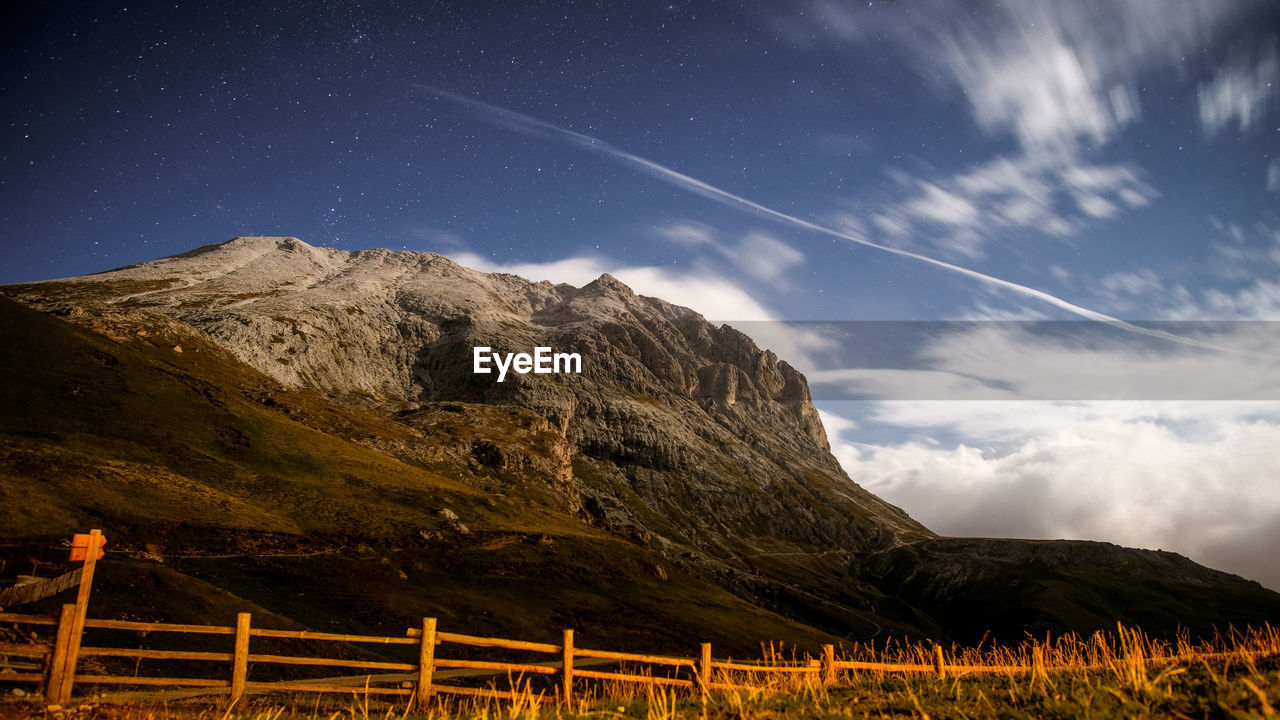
[1,609,1275,710]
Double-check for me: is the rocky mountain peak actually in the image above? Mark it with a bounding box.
[7,237,929,582]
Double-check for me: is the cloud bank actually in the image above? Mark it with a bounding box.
[822,401,1280,591]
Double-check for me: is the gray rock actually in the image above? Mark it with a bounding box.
[8,236,931,581]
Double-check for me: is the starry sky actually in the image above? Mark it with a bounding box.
[4,2,1280,588]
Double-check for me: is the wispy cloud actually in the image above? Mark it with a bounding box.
[865,155,1156,258]
[1198,44,1279,136]
[725,232,805,285]
[420,85,1139,324]
[796,1,1241,157]
[654,222,805,287]
[780,1,1251,257]
[806,322,1280,401]
[655,222,716,248]
[1081,219,1280,320]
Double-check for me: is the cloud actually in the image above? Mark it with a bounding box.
[452,250,838,372]
[905,183,979,228]
[1268,159,1280,193]
[1082,220,1280,320]
[656,222,716,248]
[1098,269,1164,298]
[804,321,1280,401]
[942,22,1120,156]
[452,251,776,322]
[797,1,1243,157]
[726,232,805,283]
[653,222,806,287]
[1204,281,1280,320]
[1198,45,1279,135]
[868,154,1157,257]
[782,2,1261,257]
[821,400,1280,590]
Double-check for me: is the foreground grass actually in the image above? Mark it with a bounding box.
[6,626,1279,719]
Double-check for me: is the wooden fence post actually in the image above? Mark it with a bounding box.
[699,642,712,696]
[822,644,836,685]
[44,604,76,705]
[415,617,436,711]
[933,643,945,678]
[561,629,574,706]
[57,529,102,703]
[230,613,251,705]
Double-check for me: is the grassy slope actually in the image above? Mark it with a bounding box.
[0,296,838,654]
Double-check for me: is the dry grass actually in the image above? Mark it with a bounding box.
[8,623,1276,719]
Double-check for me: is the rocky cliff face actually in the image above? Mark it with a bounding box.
[10,236,928,573]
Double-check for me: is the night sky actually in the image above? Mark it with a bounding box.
[4,2,1280,588]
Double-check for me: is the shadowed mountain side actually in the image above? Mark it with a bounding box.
[855,538,1280,643]
[0,295,861,653]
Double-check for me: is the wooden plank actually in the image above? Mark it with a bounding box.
[573,647,695,667]
[252,627,416,645]
[822,644,836,685]
[0,568,81,608]
[438,631,560,654]
[406,626,559,653]
[572,669,694,688]
[82,618,233,635]
[73,675,230,687]
[416,617,435,711]
[698,643,711,695]
[0,612,57,625]
[434,659,557,675]
[934,644,945,678]
[0,642,50,657]
[45,604,76,704]
[58,530,102,704]
[0,673,44,683]
[230,613,250,704]
[78,647,232,662]
[561,629,574,705]
[246,653,415,672]
[245,681,412,696]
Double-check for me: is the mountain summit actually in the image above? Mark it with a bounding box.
[4,237,1278,645]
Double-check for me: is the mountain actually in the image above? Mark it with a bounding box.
[3,236,1277,648]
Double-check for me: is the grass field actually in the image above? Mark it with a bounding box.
[6,624,1278,719]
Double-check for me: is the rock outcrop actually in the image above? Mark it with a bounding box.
[8,237,928,576]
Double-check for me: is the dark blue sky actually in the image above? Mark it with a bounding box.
[4,1,1280,588]
[4,1,1277,324]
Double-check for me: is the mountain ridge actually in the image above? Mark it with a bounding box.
[4,236,1279,645]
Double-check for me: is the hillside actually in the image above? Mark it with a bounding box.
[3,236,1279,647]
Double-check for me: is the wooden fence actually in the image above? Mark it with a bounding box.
[0,608,1272,710]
